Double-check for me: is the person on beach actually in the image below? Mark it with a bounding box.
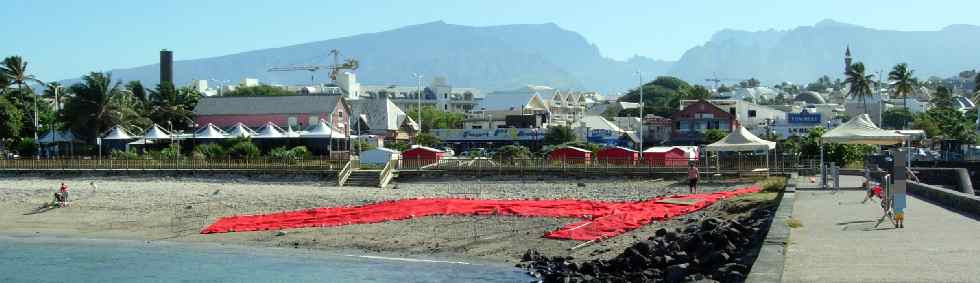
[688,162,699,194]
[58,183,69,207]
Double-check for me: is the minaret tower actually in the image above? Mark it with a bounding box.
[844,45,853,74]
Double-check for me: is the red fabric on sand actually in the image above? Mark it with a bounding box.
[201,185,760,241]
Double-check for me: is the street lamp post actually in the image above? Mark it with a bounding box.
[413,73,424,142]
[635,71,645,154]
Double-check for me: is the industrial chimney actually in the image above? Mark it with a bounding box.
[160,49,173,85]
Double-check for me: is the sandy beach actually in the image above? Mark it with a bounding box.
[0,173,771,264]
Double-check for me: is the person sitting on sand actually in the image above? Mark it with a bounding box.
[688,162,699,194]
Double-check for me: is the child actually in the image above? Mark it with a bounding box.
[58,183,69,207]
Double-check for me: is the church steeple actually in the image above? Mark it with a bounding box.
[845,45,853,73]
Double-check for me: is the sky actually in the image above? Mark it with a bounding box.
[3,0,979,82]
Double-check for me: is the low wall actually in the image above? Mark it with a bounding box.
[910,168,975,195]
[908,181,980,218]
[745,174,796,283]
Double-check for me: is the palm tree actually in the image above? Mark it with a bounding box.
[931,86,955,110]
[63,72,125,143]
[888,63,917,128]
[0,71,10,94]
[845,62,875,114]
[149,82,199,131]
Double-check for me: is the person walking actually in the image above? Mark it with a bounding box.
[688,162,699,194]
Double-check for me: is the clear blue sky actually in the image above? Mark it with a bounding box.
[3,0,978,81]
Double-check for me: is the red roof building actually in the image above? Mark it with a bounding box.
[596,146,639,165]
[670,99,736,144]
[548,147,592,165]
[643,147,693,167]
[402,146,447,168]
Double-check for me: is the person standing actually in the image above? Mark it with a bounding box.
[688,162,699,194]
[59,183,69,207]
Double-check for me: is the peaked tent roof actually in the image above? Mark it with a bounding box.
[101,126,134,140]
[40,130,82,144]
[705,126,776,152]
[226,123,255,138]
[194,123,228,139]
[302,119,344,138]
[143,124,172,140]
[525,93,550,112]
[254,122,285,138]
[282,125,301,138]
[821,113,905,145]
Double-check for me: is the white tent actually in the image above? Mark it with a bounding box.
[102,126,134,140]
[194,123,228,139]
[821,114,905,145]
[283,125,301,138]
[143,124,172,140]
[226,123,255,138]
[302,119,344,138]
[254,122,285,138]
[704,126,776,152]
[360,147,401,165]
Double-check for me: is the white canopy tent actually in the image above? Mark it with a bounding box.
[254,122,285,138]
[143,124,172,140]
[194,123,228,139]
[302,119,345,139]
[819,113,906,189]
[226,123,256,138]
[102,126,134,140]
[704,126,777,175]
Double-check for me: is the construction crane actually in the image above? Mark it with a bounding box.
[266,49,359,85]
[704,73,744,89]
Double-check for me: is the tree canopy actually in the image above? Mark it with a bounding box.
[543,125,577,145]
[221,85,295,97]
[406,106,464,132]
[618,76,712,117]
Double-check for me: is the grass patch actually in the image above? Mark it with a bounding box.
[761,176,788,193]
[786,218,803,228]
[725,192,780,214]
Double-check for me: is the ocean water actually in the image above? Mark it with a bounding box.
[0,237,530,283]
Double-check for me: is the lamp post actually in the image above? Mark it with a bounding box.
[413,73,424,142]
[635,71,645,154]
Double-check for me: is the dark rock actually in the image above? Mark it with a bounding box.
[701,217,722,230]
[523,249,543,262]
[722,270,745,282]
[665,263,690,283]
[655,228,668,238]
[721,263,748,274]
[665,230,679,241]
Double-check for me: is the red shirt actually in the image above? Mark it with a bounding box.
[688,167,699,180]
[59,184,68,193]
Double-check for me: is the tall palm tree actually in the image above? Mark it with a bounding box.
[63,72,124,143]
[149,82,199,131]
[845,62,875,114]
[0,71,10,94]
[888,63,917,128]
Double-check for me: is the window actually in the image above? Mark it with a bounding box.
[444,104,448,110]
[472,125,483,129]
[748,110,757,118]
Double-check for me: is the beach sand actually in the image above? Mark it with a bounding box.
[0,174,764,264]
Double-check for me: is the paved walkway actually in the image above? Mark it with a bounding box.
[783,181,980,282]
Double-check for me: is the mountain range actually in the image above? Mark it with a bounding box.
[69,20,980,94]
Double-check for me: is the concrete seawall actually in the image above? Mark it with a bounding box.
[908,181,980,218]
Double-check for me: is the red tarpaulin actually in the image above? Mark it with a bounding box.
[201,185,760,241]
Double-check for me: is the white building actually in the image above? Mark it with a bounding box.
[720,87,781,102]
[681,99,786,137]
[241,78,260,87]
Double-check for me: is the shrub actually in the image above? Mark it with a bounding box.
[194,143,226,159]
[493,145,531,164]
[289,146,311,159]
[269,146,292,159]
[110,149,140,160]
[228,141,260,159]
[762,177,787,193]
[160,144,183,159]
[15,138,37,156]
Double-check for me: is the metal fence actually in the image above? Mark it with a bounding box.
[0,158,349,172]
[395,154,815,175]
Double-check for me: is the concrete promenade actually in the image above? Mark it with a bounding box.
[783,177,980,282]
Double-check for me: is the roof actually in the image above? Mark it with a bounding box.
[406,145,444,153]
[794,91,826,104]
[553,146,591,153]
[351,98,418,131]
[194,123,227,139]
[644,146,693,153]
[102,126,134,140]
[363,147,400,154]
[821,114,906,145]
[226,123,255,138]
[40,130,81,144]
[194,95,344,116]
[254,122,285,138]
[705,126,776,152]
[579,116,624,132]
[303,119,345,138]
[599,146,638,153]
[144,124,172,140]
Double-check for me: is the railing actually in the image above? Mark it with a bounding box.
[379,159,397,188]
[337,159,353,186]
[394,155,814,175]
[0,158,347,172]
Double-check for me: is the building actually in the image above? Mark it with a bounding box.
[193,95,350,133]
[643,147,692,167]
[360,148,400,165]
[461,109,547,130]
[643,115,673,145]
[671,99,736,144]
[548,147,592,164]
[596,146,639,165]
[402,146,446,168]
[354,75,482,114]
[682,99,785,137]
[483,87,603,127]
[772,108,825,138]
[350,98,419,141]
[719,87,780,103]
[577,116,636,147]
[160,49,173,85]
